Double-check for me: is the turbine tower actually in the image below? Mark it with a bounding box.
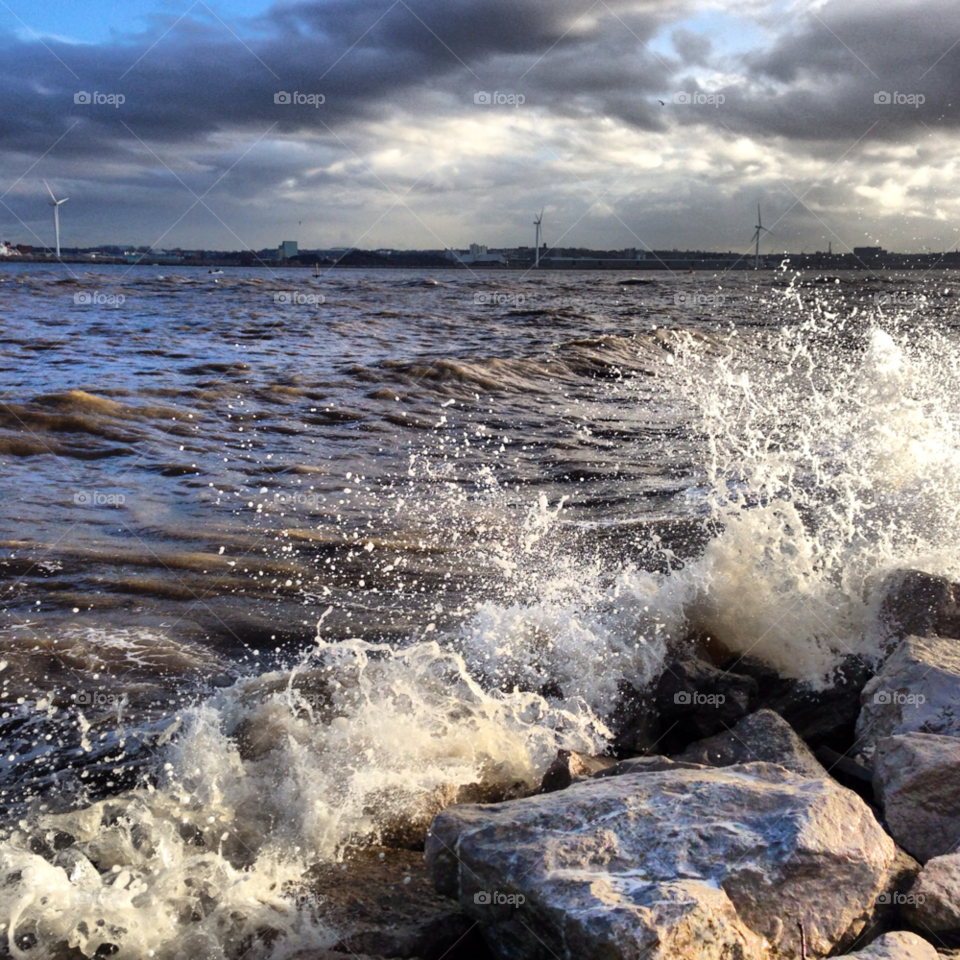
[534,208,543,268]
[751,204,769,269]
[44,181,68,260]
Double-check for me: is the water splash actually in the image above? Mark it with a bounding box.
[670,317,960,683]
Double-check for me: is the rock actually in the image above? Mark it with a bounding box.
[845,930,939,959]
[673,707,828,778]
[538,750,616,793]
[875,569,960,646]
[849,847,923,951]
[304,848,492,960]
[591,755,706,779]
[873,734,960,863]
[857,637,960,755]
[815,745,875,802]
[725,653,873,750]
[426,762,896,959]
[610,682,661,755]
[654,657,757,750]
[902,853,960,936]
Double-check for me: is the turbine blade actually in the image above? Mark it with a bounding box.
[43,180,58,203]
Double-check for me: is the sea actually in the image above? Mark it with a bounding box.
[1,263,959,957]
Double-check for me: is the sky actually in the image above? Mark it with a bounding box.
[2,0,959,254]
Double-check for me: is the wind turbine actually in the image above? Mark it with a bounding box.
[751,204,769,269]
[43,181,68,259]
[534,208,543,268]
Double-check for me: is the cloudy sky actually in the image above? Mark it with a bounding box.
[2,0,958,254]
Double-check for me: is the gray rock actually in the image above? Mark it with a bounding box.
[591,755,706,779]
[902,853,960,935]
[538,750,616,793]
[654,658,757,749]
[673,708,828,778]
[875,569,960,646]
[725,653,873,750]
[874,734,960,863]
[851,847,923,949]
[845,930,939,959]
[426,762,896,959]
[857,637,960,755]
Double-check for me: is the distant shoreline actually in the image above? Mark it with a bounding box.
[5,257,960,271]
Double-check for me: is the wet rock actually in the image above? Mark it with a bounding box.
[673,707,827,778]
[426,762,896,959]
[845,930,939,959]
[305,848,493,960]
[653,657,757,751]
[876,569,960,646]
[610,682,661,755]
[538,750,616,793]
[728,653,873,751]
[901,853,960,937]
[591,755,705,779]
[857,637,960,755]
[873,734,960,863]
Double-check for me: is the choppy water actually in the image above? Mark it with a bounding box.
[1,263,959,957]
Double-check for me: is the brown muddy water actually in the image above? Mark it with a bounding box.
[1,264,959,958]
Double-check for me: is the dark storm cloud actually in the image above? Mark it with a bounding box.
[0,0,681,157]
[701,0,960,141]
[5,0,953,168]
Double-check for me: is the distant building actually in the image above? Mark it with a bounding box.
[278,240,298,260]
[445,245,507,265]
[853,246,885,257]
[0,242,21,257]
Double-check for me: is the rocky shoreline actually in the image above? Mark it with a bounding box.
[314,568,960,959]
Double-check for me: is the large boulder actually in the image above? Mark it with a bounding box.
[725,653,873,751]
[845,930,939,959]
[901,852,960,936]
[857,636,960,755]
[653,657,757,750]
[426,762,896,959]
[873,734,960,863]
[874,569,960,646]
[673,708,827,778]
